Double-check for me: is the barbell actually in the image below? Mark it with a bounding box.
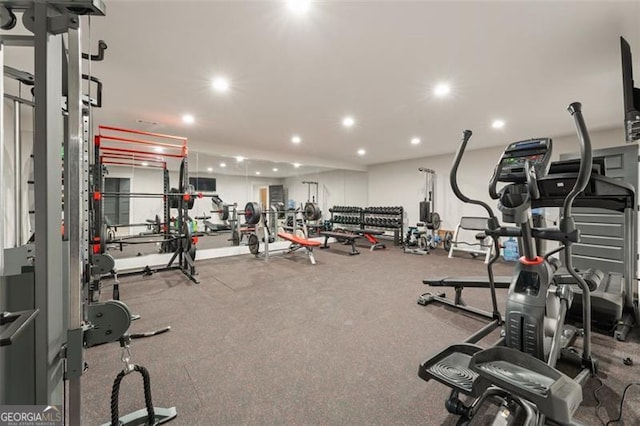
[99,188,201,210]
[241,202,321,225]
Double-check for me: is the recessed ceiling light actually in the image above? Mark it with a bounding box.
[141,161,149,166]
[286,0,312,15]
[492,119,505,129]
[272,168,278,172]
[434,83,451,98]
[357,149,366,156]
[236,156,244,163]
[212,76,230,93]
[255,171,261,175]
[207,167,213,172]
[220,162,226,168]
[411,137,421,145]
[291,135,302,144]
[293,163,301,168]
[182,114,195,124]
[342,116,355,128]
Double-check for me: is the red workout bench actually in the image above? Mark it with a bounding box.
[277,232,321,265]
[356,229,386,251]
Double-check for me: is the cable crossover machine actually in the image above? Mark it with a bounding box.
[1,2,176,425]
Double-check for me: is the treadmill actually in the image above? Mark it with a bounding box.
[535,158,636,340]
[421,157,637,340]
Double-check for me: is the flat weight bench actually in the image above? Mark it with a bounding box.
[277,232,322,265]
[319,231,360,255]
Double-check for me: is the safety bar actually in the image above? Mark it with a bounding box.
[99,125,188,142]
[101,160,166,169]
[101,153,166,162]
[96,126,188,161]
[0,309,39,346]
[98,144,184,159]
[101,151,167,169]
[450,130,496,220]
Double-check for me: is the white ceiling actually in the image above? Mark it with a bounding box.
[8,1,640,170]
[189,151,337,178]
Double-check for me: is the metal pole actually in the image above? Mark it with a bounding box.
[0,42,5,276]
[33,2,65,405]
[14,99,21,247]
[66,22,84,426]
[263,219,269,262]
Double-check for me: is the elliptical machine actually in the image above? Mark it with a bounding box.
[418,102,597,425]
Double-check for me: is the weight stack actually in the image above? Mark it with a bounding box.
[419,201,430,223]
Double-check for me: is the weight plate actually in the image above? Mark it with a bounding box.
[161,238,178,253]
[244,202,262,225]
[304,202,321,221]
[220,205,230,221]
[231,230,240,246]
[443,232,453,252]
[182,221,192,252]
[93,253,115,275]
[169,188,180,209]
[248,233,260,255]
[427,212,441,230]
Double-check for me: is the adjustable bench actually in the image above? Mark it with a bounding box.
[355,229,386,251]
[319,231,360,255]
[277,232,322,264]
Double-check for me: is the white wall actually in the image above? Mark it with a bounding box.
[191,174,284,223]
[367,127,627,231]
[284,169,369,217]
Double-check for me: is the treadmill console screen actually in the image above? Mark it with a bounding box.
[497,138,553,183]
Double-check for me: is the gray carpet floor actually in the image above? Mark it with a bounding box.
[82,245,640,425]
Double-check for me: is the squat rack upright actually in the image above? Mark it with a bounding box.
[92,125,200,283]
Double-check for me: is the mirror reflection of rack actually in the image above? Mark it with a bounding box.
[104,151,368,266]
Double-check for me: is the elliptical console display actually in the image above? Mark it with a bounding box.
[495,138,553,183]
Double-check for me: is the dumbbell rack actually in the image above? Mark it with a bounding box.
[329,206,404,245]
[329,206,363,229]
[363,206,404,245]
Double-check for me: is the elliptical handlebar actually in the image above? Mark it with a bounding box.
[563,102,596,362]
[564,102,593,219]
[450,130,497,220]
